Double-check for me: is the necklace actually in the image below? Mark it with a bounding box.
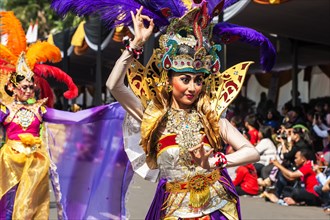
[14,108,35,130]
[166,108,202,149]
[166,108,203,167]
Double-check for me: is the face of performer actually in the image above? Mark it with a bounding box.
[169,72,204,109]
[14,78,35,102]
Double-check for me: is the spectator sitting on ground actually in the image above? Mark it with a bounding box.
[313,155,330,213]
[233,163,260,196]
[312,112,330,150]
[273,127,314,198]
[254,125,277,181]
[264,107,281,132]
[244,114,260,146]
[263,149,322,206]
[281,102,293,123]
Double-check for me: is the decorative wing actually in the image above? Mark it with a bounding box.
[207,61,253,119]
[126,49,164,108]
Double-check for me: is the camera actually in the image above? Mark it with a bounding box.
[276,131,287,139]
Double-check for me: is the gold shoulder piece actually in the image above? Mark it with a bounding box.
[0,103,7,114]
[126,49,164,109]
[207,61,254,120]
[37,97,49,106]
[40,106,47,114]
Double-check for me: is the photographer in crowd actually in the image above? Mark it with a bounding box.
[264,149,321,206]
[273,126,313,199]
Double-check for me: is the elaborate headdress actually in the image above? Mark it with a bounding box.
[0,11,78,107]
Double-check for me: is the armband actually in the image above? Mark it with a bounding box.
[123,36,143,59]
[214,152,228,168]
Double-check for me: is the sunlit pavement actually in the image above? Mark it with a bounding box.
[50,167,329,220]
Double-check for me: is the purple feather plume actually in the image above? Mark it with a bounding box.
[212,22,276,72]
[136,0,187,18]
[206,0,240,18]
[51,0,169,28]
[223,0,241,9]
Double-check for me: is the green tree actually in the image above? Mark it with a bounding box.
[1,0,82,38]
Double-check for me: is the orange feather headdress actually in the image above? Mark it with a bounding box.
[0,11,78,107]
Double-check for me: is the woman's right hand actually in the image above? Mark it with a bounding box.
[130,6,154,47]
[188,135,214,170]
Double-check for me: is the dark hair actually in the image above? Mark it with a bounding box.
[298,148,315,162]
[292,127,304,135]
[259,125,272,139]
[244,114,259,129]
[4,74,35,97]
[230,115,242,127]
[282,102,293,112]
[267,107,280,121]
[292,126,313,146]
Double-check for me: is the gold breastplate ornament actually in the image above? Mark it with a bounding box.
[13,108,35,130]
[166,108,203,167]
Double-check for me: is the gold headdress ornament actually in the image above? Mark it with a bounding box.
[0,11,78,106]
[127,3,252,118]
[11,52,35,85]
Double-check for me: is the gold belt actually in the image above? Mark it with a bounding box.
[166,169,220,193]
[7,137,41,155]
[165,169,221,208]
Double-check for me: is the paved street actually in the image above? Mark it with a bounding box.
[126,174,329,220]
[50,171,329,220]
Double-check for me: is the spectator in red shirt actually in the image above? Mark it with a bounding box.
[264,148,322,206]
[233,164,260,196]
[244,114,260,146]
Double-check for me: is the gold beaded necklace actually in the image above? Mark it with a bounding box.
[166,108,203,167]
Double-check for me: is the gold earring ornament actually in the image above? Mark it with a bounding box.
[167,85,172,92]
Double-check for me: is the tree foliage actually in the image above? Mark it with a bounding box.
[1,0,82,38]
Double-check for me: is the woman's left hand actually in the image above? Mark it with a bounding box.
[130,6,154,47]
[188,135,214,170]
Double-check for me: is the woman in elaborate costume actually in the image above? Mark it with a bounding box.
[52,0,276,219]
[0,11,79,219]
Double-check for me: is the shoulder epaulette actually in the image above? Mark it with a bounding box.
[40,106,47,114]
[0,104,7,114]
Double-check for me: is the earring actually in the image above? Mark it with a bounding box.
[167,85,172,92]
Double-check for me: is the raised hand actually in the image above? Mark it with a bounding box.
[130,6,154,47]
[188,135,214,170]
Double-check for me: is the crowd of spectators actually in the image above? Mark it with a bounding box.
[226,94,330,214]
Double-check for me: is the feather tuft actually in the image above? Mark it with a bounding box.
[0,11,27,57]
[52,0,169,29]
[0,45,18,65]
[0,58,15,75]
[34,76,55,107]
[212,23,276,72]
[33,64,78,99]
[25,41,62,69]
[136,0,187,18]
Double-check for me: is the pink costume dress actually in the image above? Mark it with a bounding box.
[0,98,51,219]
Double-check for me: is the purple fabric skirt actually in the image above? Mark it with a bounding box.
[0,185,17,220]
[146,168,241,220]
